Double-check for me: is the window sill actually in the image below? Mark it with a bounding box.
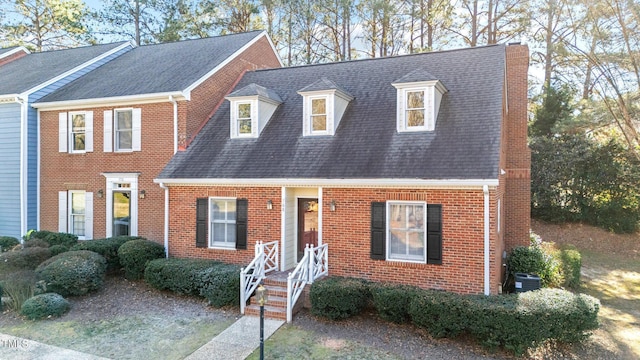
[207,245,237,251]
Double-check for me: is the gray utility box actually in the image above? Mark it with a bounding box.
[514,273,541,293]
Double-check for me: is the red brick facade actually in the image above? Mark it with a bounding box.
[39,35,281,242]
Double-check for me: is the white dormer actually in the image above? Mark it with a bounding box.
[226,83,282,139]
[392,69,447,132]
[297,78,353,136]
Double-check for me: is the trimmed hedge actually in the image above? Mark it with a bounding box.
[21,293,70,320]
[370,283,417,324]
[71,236,141,272]
[27,231,78,247]
[0,247,52,271]
[408,289,471,338]
[145,258,220,295]
[118,239,165,279]
[35,250,107,296]
[309,277,370,320]
[24,239,50,248]
[508,245,560,287]
[199,264,241,307]
[48,245,70,257]
[0,236,20,252]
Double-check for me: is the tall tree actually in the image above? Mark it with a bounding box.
[357,0,406,57]
[1,0,92,51]
[450,0,530,47]
[405,0,454,52]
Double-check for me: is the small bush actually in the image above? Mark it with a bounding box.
[560,248,582,288]
[199,264,241,307]
[0,247,52,271]
[508,245,560,287]
[1,270,37,311]
[370,282,417,323]
[409,289,470,338]
[24,239,50,248]
[71,236,141,272]
[0,236,20,252]
[35,250,107,296]
[48,245,70,257]
[145,258,220,295]
[309,277,370,320]
[118,239,165,279]
[28,231,78,247]
[21,293,70,320]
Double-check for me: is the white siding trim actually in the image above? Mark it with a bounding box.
[58,191,67,232]
[155,178,499,188]
[103,110,113,152]
[132,108,142,151]
[58,112,67,152]
[85,192,93,240]
[85,111,93,152]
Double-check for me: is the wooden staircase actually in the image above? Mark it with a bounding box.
[244,273,305,321]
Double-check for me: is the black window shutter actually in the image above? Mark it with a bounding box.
[370,202,386,260]
[236,199,248,250]
[196,198,208,248]
[427,204,442,264]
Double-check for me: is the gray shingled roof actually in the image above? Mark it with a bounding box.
[0,46,19,55]
[159,45,507,181]
[37,31,265,102]
[0,42,125,95]
[228,83,282,103]
[393,68,439,84]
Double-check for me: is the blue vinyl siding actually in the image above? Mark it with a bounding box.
[0,103,22,238]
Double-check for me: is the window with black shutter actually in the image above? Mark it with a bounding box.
[370,202,386,259]
[195,198,208,248]
[426,204,442,264]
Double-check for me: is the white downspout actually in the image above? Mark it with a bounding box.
[483,185,490,295]
[169,95,178,154]
[17,96,27,238]
[159,182,169,258]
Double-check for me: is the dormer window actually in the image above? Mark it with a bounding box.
[392,69,447,133]
[226,83,281,139]
[298,78,353,137]
[310,96,328,133]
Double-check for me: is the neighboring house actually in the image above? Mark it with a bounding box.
[156,44,530,296]
[0,42,134,239]
[34,31,282,243]
[0,46,29,67]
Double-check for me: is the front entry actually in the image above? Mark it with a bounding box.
[112,189,131,236]
[297,198,318,261]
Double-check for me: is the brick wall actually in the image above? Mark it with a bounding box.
[504,44,531,251]
[167,185,499,295]
[182,36,281,148]
[0,50,28,67]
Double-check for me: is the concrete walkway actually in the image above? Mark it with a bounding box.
[185,316,284,360]
[0,316,284,360]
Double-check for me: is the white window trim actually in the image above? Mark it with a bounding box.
[304,95,331,136]
[68,111,87,153]
[59,190,93,240]
[396,87,434,132]
[208,197,237,249]
[103,173,139,237]
[386,200,428,264]
[114,108,134,152]
[230,100,258,138]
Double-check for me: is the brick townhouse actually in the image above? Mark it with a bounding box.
[34,31,282,243]
[155,43,531,296]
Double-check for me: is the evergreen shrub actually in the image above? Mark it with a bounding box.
[309,277,370,320]
[0,247,52,271]
[27,231,78,247]
[145,258,220,295]
[21,293,70,320]
[71,236,141,272]
[0,236,20,252]
[370,282,417,324]
[35,250,107,296]
[117,239,165,279]
[199,264,241,307]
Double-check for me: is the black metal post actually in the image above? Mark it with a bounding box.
[260,303,265,360]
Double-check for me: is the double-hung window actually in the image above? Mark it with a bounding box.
[210,198,237,248]
[58,190,93,240]
[387,202,426,262]
[406,90,426,128]
[236,102,253,136]
[69,191,86,237]
[115,109,133,151]
[310,97,328,133]
[70,112,86,152]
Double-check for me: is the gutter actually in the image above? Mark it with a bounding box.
[483,185,490,295]
[159,182,169,258]
[169,95,178,154]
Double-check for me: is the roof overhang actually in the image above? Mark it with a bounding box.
[32,91,188,111]
[153,178,499,189]
[0,94,23,103]
[0,46,30,59]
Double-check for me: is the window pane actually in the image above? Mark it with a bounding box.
[71,192,85,214]
[407,91,424,109]
[312,115,327,131]
[227,224,236,244]
[72,215,85,236]
[238,103,251,119]
[117,131,132,149]
[311,98,326,115]
[238,119,252,134]
[226,201,236,221]
[73,133,85,151]
[407,110,425,127]
[117,111,132,130]
[213,223,225,242]
[72,114,85,129]
[211,200,225,220]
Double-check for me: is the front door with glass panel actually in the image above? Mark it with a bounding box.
[112,187,131,236]
[297,198,318,261]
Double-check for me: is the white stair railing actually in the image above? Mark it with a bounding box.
[286,244,329,322]
[240,241,279,314]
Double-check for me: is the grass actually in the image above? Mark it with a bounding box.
[2,315,234,359]
[246,325,403,360]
